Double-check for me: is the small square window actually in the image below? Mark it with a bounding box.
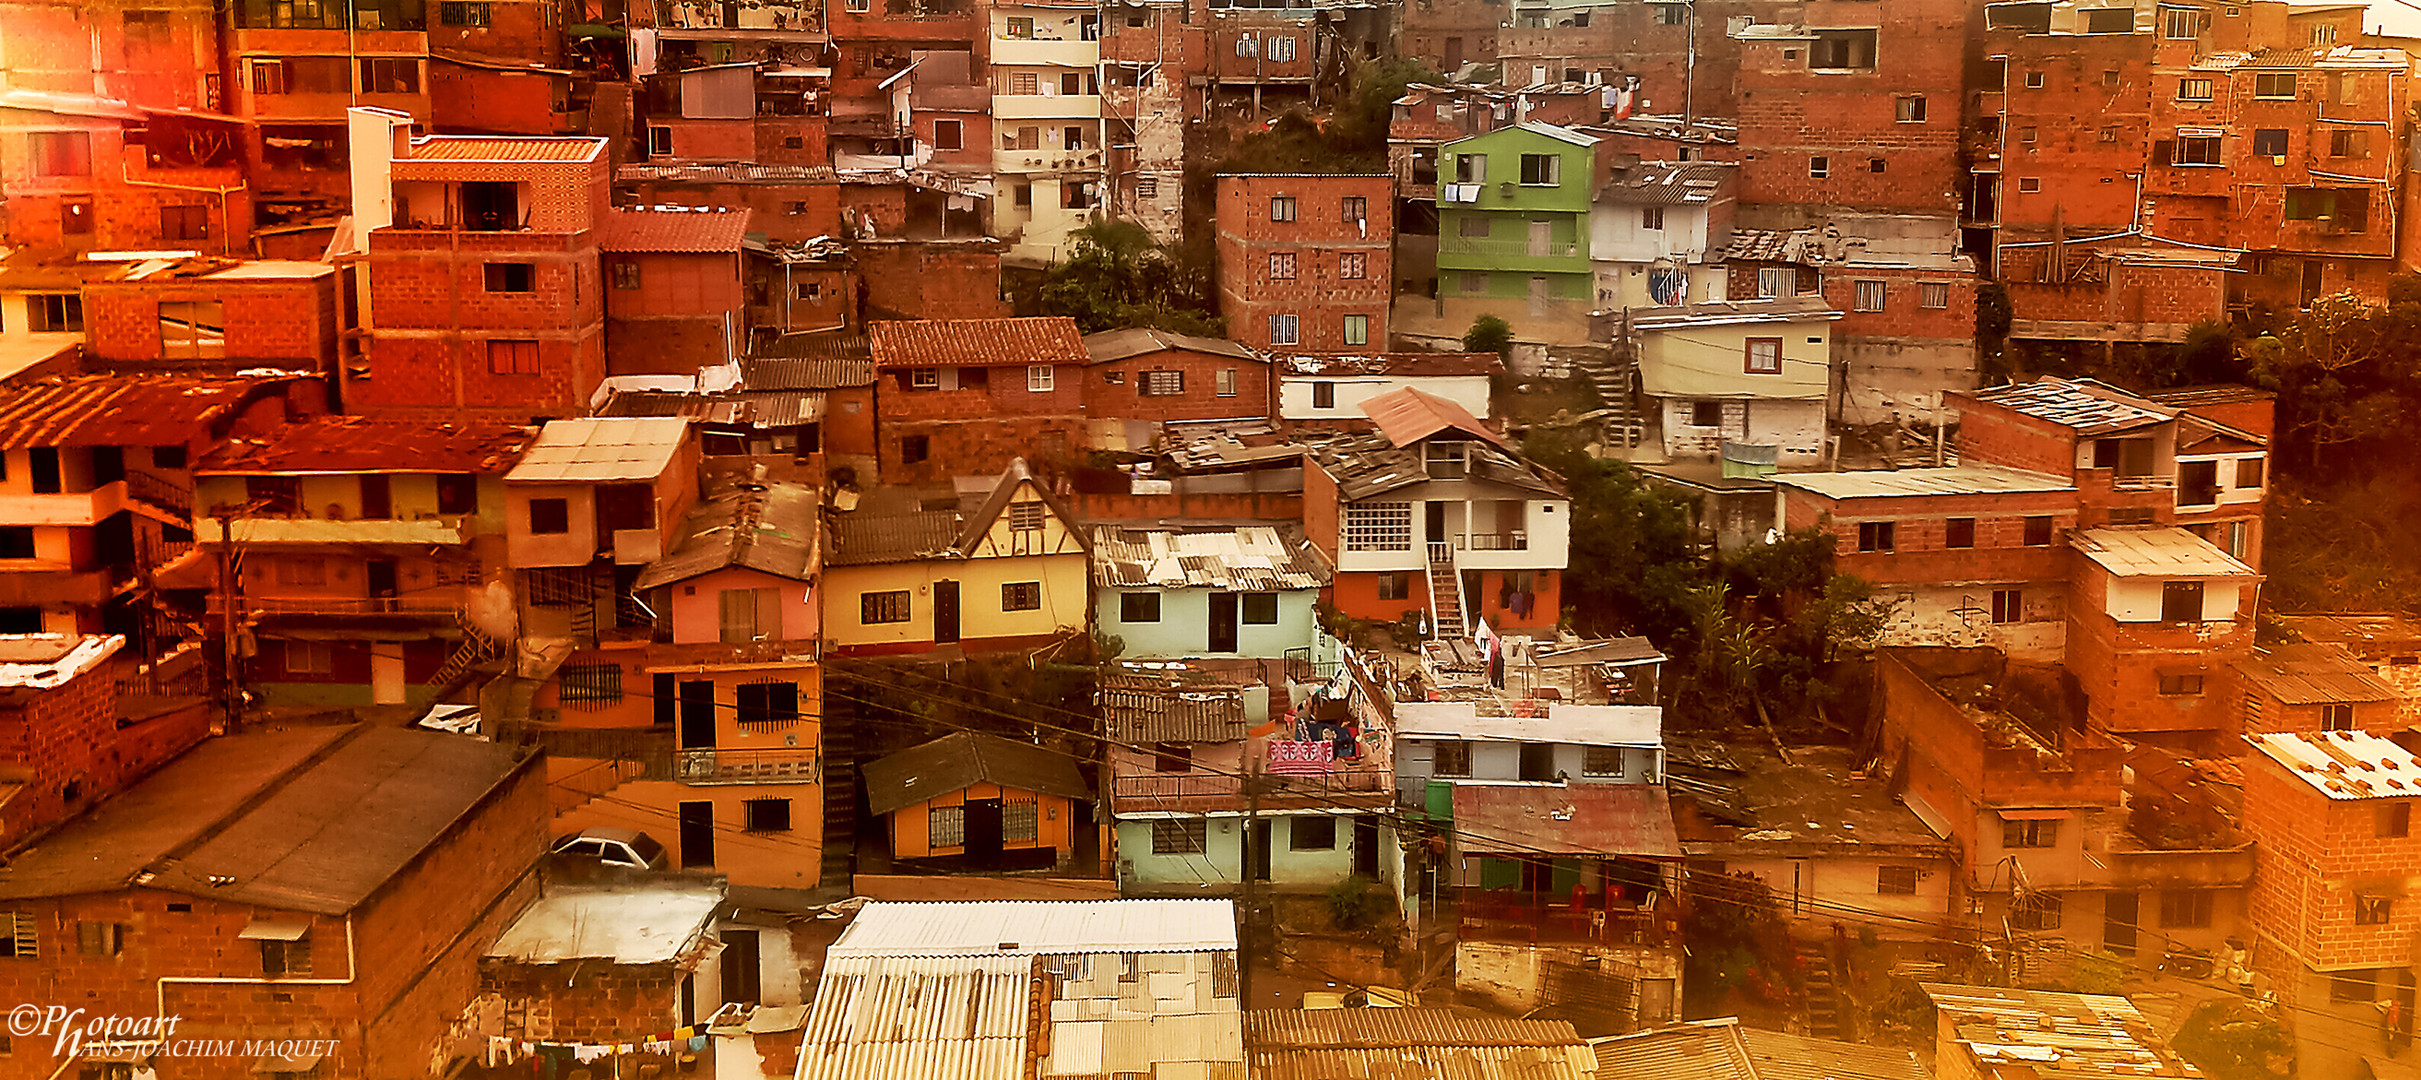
[1945,517,1976,549]
[1027,365,1055,392]
[1338,252,1368,279]
[1809,156,1829,178]
[1240,592,1279,625]
[1431,740,1471,777]
[1268,252,1297,280]
[743,798,792,832]
[2378,802,2411,838]
[613,261,640,290]
[2160,889,2213,928]
[1745,337,1782,374]
[2356,895,2394,925]
[1269,196,1296,222]
[1640,207,1665,230]
[2004,818,2057,848]
[1895,96,1927,122]
[2322,702,2355,731]
[1342,314,1369,347]
[1878,866,1919,895]
[1858,521,1896,552]
[2024,516,2054,545]
[1376,571,1410,601]
[2252,129,2288,156]
[1582,746,1624,777]
[1868,157,1886,173]
[1920,282,1950,308]
[528,498,569,534]
[1690,401,1723,428]
[1289,816,1336,850]
[486,339,541,375]
[1121,593,1161,622]
[1152,819,1207,854]
[898,435,929,463]
[484,262,534,292]
[2179,77,2214,101]
[2158,672,2206,695]
[1269,314,1299,346]
[2019,177,2042,193]
[1853,280,1886,311]
[1313,382,1336,409]
[2025,71,2045,88]
[1216,369,1239,397]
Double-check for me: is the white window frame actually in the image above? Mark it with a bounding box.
[1027,364,1055,392]
[1269,314,1299,346]
[1343,502,1413,551]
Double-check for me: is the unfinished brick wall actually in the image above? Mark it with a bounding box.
[1083,350,1271,422]
[84,275,338,370]
[2242,749,2421,970]
[1733,0,1968,215]
[1215,174,1393,352]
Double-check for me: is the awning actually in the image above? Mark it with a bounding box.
[238,917,311,941]
[1995,808,2073,821]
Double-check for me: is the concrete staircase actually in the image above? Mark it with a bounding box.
[1575,347,1644,449]
[1800,942,1844,1040]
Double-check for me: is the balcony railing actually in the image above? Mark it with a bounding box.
[1459,531,1528,552]
[1453,894,1679,947]
[1111,766,1392,812]
[218,594,464,617]
[676,746,821,785]
[1438,235,1583,260]
[124,471,192,517]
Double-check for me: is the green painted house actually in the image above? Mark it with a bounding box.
[1436,122,1600,313]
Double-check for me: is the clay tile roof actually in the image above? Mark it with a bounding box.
[602,208,754,253]
[199,416,532,474]
[405,135,606,163]
[1361,386,1510,449]
[867,317,1089,370]
[0,374,284,451]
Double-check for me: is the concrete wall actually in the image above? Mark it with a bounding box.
[1096,585,1319,660]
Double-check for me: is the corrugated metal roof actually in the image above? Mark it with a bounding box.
[1739,1025,1932,1080]
[200,416,530,474]
[2233,642,2399,705]
[1589,1020,1756,1080]
[0,726,527,914]
[617,162,841,184]
[1082,328,1261,364]
[867,316,1088,370]
[2246,730,2421,800]
[1965,377,2179,435]
[1773,465,2075,500]
[1246,1009,1584,1049]
[486,883,724,964]
[1090,524,1332,591]
[744,354,876,389]
[1921,983,2197,1077]
[1099,674,1252,744]
[0,374,283,451]
[797,954,1035,1080]
[405,135,606,162]
[1302,430,1566,501]
[1253,1043,1589,1080]
[825,899,1238,957]
[827,503,961,565]
[1532,636,1665,668]
[1600,160,1737,206]
[602,207,752,253]
[1452,783,1683,858]
[633,481,818,590]
[2069,526,2255,578]
[504,417,688,483]
[1396,702,1660,746]
[861,731,1091,817]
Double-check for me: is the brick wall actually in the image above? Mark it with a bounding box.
[2242,750,2421,970]
[480,960,684,1044]
[755,117,832,166]
[0,659,212,849]
[356,332,604,424]
[855,242,1009,321]
[1733,0,1968,214]
[1082,350,1271,422]
[1787,486,2078,590]
[1947,392,2079,477]
[2062,558,2252,752]
[84,274,338,370]
[1214,174,1392,352]
[429,65,567,136]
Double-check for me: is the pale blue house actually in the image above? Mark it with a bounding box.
[1092,524,1333,660]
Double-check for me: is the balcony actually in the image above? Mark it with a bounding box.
[991,37,1099,67]
[676,746,821,785]
[1439,235,1584,260]
[1452,892,1681,948]
[201,515,473,546]
[994,94,1102,121]
[0,477,190,528]
[1459,531,1528,552]
[218,594,466,618]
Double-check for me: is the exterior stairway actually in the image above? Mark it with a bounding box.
[1426,542,1466,641]
[1800,942,1844,1040]
[1576,348,1644,449]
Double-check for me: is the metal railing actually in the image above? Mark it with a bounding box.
[1438,235,1583,260]
[1460,531,1529,552]
[219,595,463,616]
[124,471,193,517]
[676,747,821,785]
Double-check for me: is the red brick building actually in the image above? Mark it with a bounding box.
[1731,0,1969,217]
[1400,0,1504,74]
[1215,174,1393,353]
[866,316,1088,483]
[0,633,211,852]
[2242,730,2421,1079]
[80,259,339,375]
[857,238,1010,321]
[355,130,612,424]
[603,207,752,376]
[1078,328,1271,423]
[0,724,547,1080]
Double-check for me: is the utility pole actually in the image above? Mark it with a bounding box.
[217,524,242,733]
[1240,770,1261,1007]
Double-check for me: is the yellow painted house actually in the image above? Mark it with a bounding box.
[822,458,1091,656]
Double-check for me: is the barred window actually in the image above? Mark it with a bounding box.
[1140,370,1186,396]
[1004,801,1039,842]
[261,936,312,976]
[1878,866,1919,895]
[1002,581,1042,611]
[1343,502,1412,552]
[1920,282,1950,309]
[929,805,966,848]
[1152,819,1207,854]
[560,664,623,704]
[736,682,800,731]
[1582,746,1624,777]
[1008,502,1046,531]
[1432,740,1471,777]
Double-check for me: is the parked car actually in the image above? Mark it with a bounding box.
[551,827,669,871]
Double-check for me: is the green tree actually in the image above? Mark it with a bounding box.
[1331,56,1441,152]
[1464,314,1514,358]
[2242,291,2420,473]
[2171,999,2292,1080]
[1033,220,1224,335]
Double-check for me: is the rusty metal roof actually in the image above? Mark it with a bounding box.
[200,416,531,474]
[827,503,961,566]
[1099,674,1252,744]
[1249,1010,1590,1080]
[0,374,287,450]
[1588,1020,1757,1080]
[1600,160,1737,206]
[601,207,752,253]
[1921,983,2197,1076]
[504,417,689,483]
[1965,377,2179,436]
[405,135,606,162]
[634,480,819,590]
[861,731,1091,817]
[2248,730,2421,800]
[0,726,530,914]
[2233,642,2399,706]
[1452,783,1682,859]
[1302,430,1565,501]
[867,316,1088,370]
[1090,524,1331,591]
